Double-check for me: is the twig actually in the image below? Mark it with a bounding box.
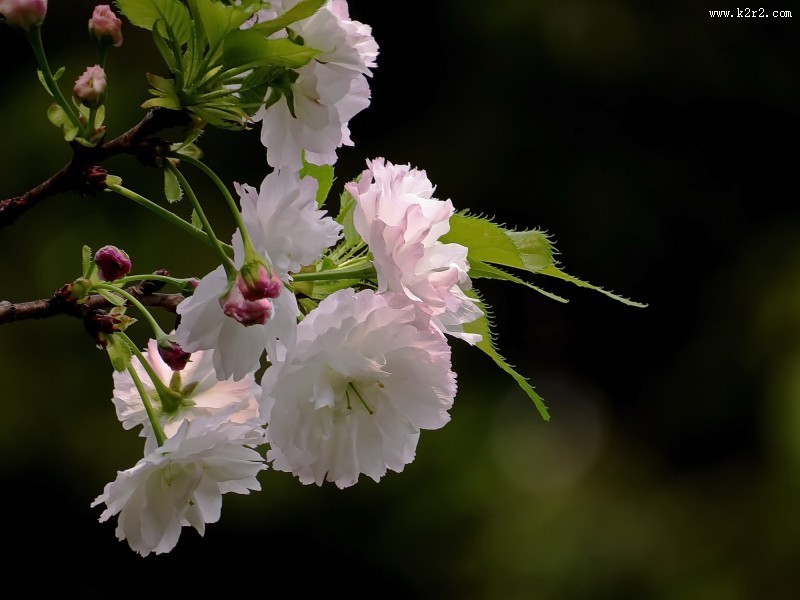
[0,108,193,228]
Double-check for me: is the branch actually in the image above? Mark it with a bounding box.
[0,293,183,325]
[0,108,194,228]
[0,270,184,326]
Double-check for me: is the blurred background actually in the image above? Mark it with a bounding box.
[1,1,799,597]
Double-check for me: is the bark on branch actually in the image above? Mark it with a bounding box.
[0,108,193,228]
[0,272,184,326]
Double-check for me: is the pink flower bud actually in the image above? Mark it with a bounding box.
[157,339,191,371]
[88,5,122,47]
[0,0,47,30]
[220,287,273,326]
[74,65,106,107]
[94,245,131,281]
[236,263,282,301]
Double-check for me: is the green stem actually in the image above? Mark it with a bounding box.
[119,331,181,415]
[106,184,233,257]
[27,26,81,130]
[85,105,98,139]
[126,362,167,447]
[173,153,257,252]
[166,162,237,278]
[291,264,376,282]
[115,273,193,288]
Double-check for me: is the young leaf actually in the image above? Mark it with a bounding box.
[251,0,325,37]
[223,29,320,69]
[96,288,127,307]
[105,333,133,372]
[46,104,78,141]
[463,291,550,420]
[190,208,203,230]
[336,189,360,247]
[81,245,93,279]
[299,159,334,206]
[164,165,183,203]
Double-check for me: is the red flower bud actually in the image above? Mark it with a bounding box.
[220,287,273,326]
[94,245,131,281]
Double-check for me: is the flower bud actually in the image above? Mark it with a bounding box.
[220,287,273,326]
[236,262,282,301]
[94,245,131,281]
[74,65,106,107]
[157,338,191,371]
[88,4,122,47]
[0,0,47,31]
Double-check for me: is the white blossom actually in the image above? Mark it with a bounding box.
[235,170,342,278]
[112,339,261,454]
[176,171,340,379]
[347,158,483,343]
[175,264,299,381]
[261,289,457,489]
[91,416,266,557]
[252,0,378,170]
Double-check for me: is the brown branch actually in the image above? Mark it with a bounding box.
[0,270,183,326]
[0,292,183,325]
[0,108,194,228]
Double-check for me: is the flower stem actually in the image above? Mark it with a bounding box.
[166,162,237,278]
[115,273,193,288]
[125,361,167,447]
[172,154,258,253]
[27,26,81,131]
[291,263,376,282]
[106,184,233,257]
[119,331,182,416]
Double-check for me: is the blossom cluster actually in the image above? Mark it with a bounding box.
[88,0,481,556]
[0,0,637,556]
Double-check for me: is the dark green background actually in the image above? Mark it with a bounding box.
[1,1,799,597]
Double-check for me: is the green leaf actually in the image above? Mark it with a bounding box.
[505,229,554,273]
[189,104,247,129]
[251,0,325,37]
[442,214,528,270]
[81,245,93,279]
[193,0,254,54]
[463,290,550,420]
[142,95,183,110]
[538,264,648,308]
[190,208,202,229]
[444,213,645,307]
[468,260,568,303]
[151,20,177,70]
[96,288,127,307]
[36,66,65,97]
[223,29,320,69]
[164,164,183,203]
[299,159,334,206]
[143,73,182,109]
[46,104,78,141]
[116,0,192,45]
[335,189,360,247]
[105,333,133,372]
